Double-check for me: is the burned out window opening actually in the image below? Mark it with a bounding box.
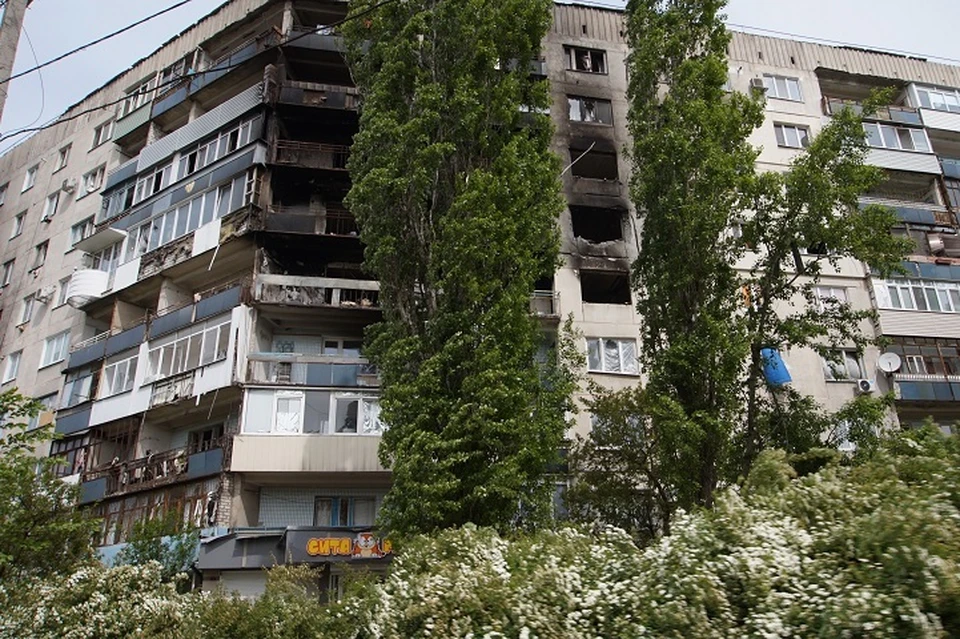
[569,147,618,180]
[570,206,624,243]
[565,46,607,74]
[580,270,631,304]
[568,96,614,124]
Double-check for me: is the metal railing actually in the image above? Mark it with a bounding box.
[822,96,922,125]
[274,141,350,170]
[265,205,359,236]
[254,274,380,309]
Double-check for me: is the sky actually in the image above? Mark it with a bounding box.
[0,0,958,154]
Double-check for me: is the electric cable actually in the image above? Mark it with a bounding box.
[0,0,199,87]
[0,0,402,144]
[18,25,44,129]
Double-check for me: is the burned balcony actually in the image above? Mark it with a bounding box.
[580,270,631,305]
[273,141,350,170]
[78,436,226,504]
[568,146,622,197]
[570,205,627,257]
[254,274,380,310]
[277,81,360,110]
[265,204,359,236]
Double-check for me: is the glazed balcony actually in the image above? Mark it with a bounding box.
[247,353,378,387]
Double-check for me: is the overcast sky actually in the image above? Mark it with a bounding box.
[0,0,958,155]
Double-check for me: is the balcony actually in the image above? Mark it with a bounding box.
[78,438,226,504]
[277,81,359,110]
[530,290,560,320]
[231,434,385,474]
[860,196,955,226]
[253,274,380,310]
[943,158,960,180]
[920,109,960,135]
[264,205,359,236]
[822,97,922,125]
[895,374,960,403]
[150,371,195,408]
[273,140,349,170]
[247,353,378,387]
[66,269,110,308]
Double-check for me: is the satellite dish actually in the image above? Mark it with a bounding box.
[877,352,902,374]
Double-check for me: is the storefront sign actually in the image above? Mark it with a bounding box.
[297,531,392,560]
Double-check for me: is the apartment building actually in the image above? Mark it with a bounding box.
[1,0,960,596]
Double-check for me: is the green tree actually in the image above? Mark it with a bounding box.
[0,389,98,585]
[570,0,907,537]
[343,0,573,537]
[115,511,199,589]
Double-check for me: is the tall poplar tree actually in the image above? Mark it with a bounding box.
[343,0,573,537]
[568,0,908,539]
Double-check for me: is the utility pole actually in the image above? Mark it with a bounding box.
[0,0,30,127]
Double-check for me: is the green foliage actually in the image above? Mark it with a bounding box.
[575,0,909,537]
[0,389,98,585]
[344,0,570,537]
[115,510,199,589]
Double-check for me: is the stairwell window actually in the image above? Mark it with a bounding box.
[586,338,638,374]
[821,350,863,381]
[40,331,71,368]
[774,123,810,149]
[762,74,802,101]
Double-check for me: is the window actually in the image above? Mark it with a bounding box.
[569,146,618,180]
[91,242,121,275]
[774,123,810,149]
[54,145,71,172]
[101,181,137,223]
[568,96,613,124]
[570,205,623,243]
[91,120,114,148]
[132,162,173,204]
[862,123,930,153]
[581,270,631,304]
[2,351,21,383]
[762,74,802,101]
[146,319,230,382]
[40,330,71,368]
[10,211,24,238]
[21,165,38,192]
[243,389,383,435]
[80,165,105,196]
[50,435,90,477]
[26,394,57,430]
[314,496,378,527]
[31,241,48,270]
[814,286,847,312]
[946,178,960,209]
[176,117,258,180]
[1,260,13,286]
[56,277,70,306]
[70,217,95,247]
[118,76,157,119]
[565,46,607,74]
[188,424,224,454]
[586,338,638,374]
[876,278,960,313]
[821,350,863,381]
[0,182,7,205]
[61,368,95,408]
[42,192,60,221]
[18,294,34,325]
[100,354,138,398]
[887,336,960,377]
[915,85,960,113]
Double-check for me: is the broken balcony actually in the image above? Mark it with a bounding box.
[247,353,378,387]
[277,81,359,110]
[570,205,627,257]
[265,204,359,236]
[253,274,380,310]
[568,146,622,197]
[78,436,226,504]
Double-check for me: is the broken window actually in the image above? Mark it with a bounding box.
[570,206,623,243]
[565,46,607,74]
[580,270,631,304]
[569,147,618,180]
[568,96,613,124]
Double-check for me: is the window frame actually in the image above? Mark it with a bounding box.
[56,277,71,307]
[567,95,614,125]
[79,165,106,198]
[586,337,639,374]
[21,165,38,192]
[0,182,8,206]
[70,217,96,248]
[10,211,25,239]
[814,285,848,313]
[1,259,13,287]
[2,350,21,383]
[54,145,71,172]
[31,241,49,270]
[40,330,71,369]
[762,74,803,101]
[18,294,35,325]
[862,122,931,153]
[773,123,811,149]
[913,85,960,114]
[100,354,138,398]
[564,45,608,74]
[820,349,864,382]
[91,120,115,149]
[42,192,60,221]
[313,496,378,528]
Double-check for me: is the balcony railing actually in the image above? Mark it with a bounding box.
[80,437,226,500]
[150,371,196,408]
[822,96,922,125]
[278,80,360,110]
[274,141,349,170]
[530,290,560,319]
[254,274,380,309]
[859,196,954,226]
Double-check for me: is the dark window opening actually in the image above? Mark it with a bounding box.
[946,178,960,209]
[568,96,613,124]
[566,47,607,74]
[581,270,631,304]
[571,206,623,243]
[570,148,618,180]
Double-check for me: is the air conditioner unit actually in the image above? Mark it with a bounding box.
[855,378,877,395]
[61,178,77,193]
[749,77,767,91]
[35,285,56,302]
[928,233,945,254]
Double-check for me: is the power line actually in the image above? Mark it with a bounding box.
[0,0,198,87]
[18,25,43,129]
[0,0,401,144]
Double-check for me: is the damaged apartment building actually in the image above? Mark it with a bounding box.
[2,0,960,597]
